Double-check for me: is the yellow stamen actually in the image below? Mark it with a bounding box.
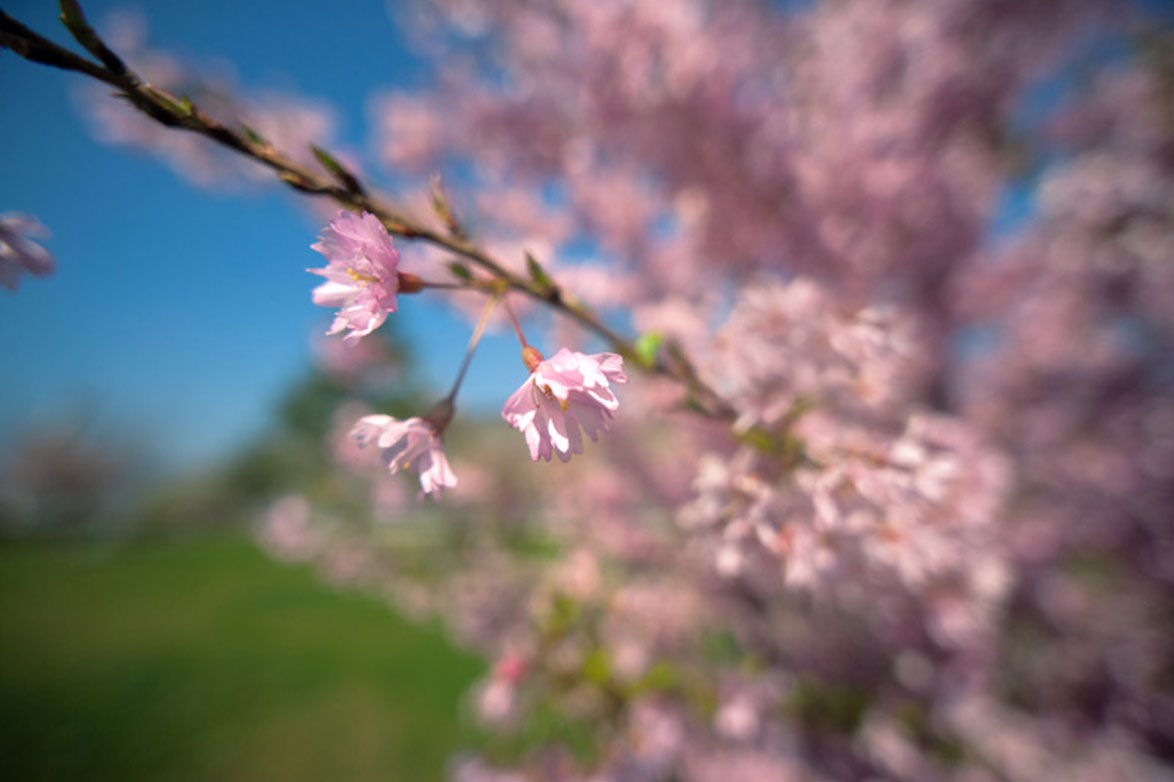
[538,382,568,410]
[347,268,379,284]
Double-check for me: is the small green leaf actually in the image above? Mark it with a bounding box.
[633,332,662,369]
[311,144,362,192]
[58,0,87,32]
[447,261,472,281]
[525,251,556,293]
[311,144,342,173]
[138,88,186,126]
[239,123,268,147]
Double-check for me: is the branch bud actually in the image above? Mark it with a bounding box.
[430,174,464,236]
[397,271,424,294]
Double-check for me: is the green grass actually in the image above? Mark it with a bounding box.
[0,537,485,781]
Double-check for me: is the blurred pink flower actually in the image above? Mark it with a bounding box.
[311,328,396,386]
[308,211,401,345]
[475,678,518,727]
[351,414,457,497]
[256,495,321,563]
[329,402,382,470]
[0,213,55,291]
[501,348,627,462]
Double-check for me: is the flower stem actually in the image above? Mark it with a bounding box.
[445,293,499,403]
[417,280,470,290]
[503,296,529,348]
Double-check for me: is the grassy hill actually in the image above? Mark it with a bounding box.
[0,537,484,781]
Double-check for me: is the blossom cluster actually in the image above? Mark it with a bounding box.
[307,209,630,494]
[267,1,1173,779]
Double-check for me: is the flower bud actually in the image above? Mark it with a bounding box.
[521,345,545,373]
[397,271,424,294]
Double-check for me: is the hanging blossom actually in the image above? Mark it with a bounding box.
[0,213,55,291]
[502,347,627,462]
[351,413,457,497]
[307,211,402,344]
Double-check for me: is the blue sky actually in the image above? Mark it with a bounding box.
[0,0,525,469]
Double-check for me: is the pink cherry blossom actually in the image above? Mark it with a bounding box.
[0,213,55,291]
[501,348,627,462]
[350,414,457,497]
[308,211,401,344]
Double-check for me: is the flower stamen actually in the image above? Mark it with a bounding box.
[346,268,379,285]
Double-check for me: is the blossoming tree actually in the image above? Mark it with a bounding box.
[4,0,1174,780]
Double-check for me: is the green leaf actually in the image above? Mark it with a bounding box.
[447,262,472,281]
[58,0,87,32]
[239,123,268,147]
[525,251,556,292]
[633,332,662,369]
[310,144,362,192]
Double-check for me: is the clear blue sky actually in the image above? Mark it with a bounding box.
[0,0,523,469]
